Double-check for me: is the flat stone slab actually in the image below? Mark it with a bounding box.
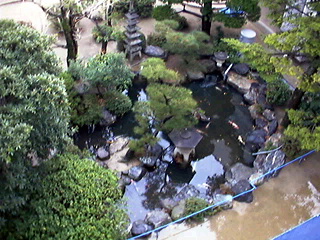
[227,71,257,94]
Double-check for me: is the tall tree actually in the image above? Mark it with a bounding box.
[0,20,70,231]
[162,0,260,34]
[37,0,105,65]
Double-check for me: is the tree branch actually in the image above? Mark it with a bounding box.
[32,1,62,18]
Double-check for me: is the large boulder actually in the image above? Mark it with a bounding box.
[225,163,256,185]
[96,147,109,160]
[231,180,254,203]
[243,148,256,166]
[249,172,265,186]
[187,70,205,82]
[232,63,250,75]
[145,210,172,228]
[248,104,263,119]
[100,109,116,126]
[253,150,286,177]
[175,184,200,202]
[263,109,276,121]
[265,133,284,148]
[244,82,261,105]
[213,194,233,210]
[267,119,278,136]
[227,71,257,94]
[144,45,166,58]
[147,143,163,159]
[199,59,217,74]
[245,129,268,152]
[128,166,147,181]
[160,198,179,211]
[255,117,268,129]
[139,156,157,168]
[109,136,129,155]
[171,200,186,221]
[131,220,154,236]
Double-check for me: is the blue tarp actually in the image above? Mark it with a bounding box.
[274,215,320,240]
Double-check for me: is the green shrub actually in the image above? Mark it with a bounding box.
[267,80,291,106]
[9,153,129,240]
[152,5,188,30]
[147,33,167,47]
[283,135,305,159]
[113,0,155,18]
[184,197,214,223]
[104,91,132,116]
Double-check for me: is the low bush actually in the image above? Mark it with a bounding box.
[113,0,155,18]
[147,33,167,47]
[104,91,132,116]
[184,197,216,223]
[152,5,188,30]
[266,80,291,106]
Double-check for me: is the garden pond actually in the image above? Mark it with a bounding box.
[74,74,254,222]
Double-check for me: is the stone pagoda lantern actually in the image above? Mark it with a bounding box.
[168,128,203,166]
[213,51,229,67]
[124,0,142,62]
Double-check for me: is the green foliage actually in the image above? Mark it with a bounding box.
[164,31,211,68]
[152,5,188,30]
[8,153,129,240]
[147,32,167,47]
[0,20,70,233]
[214,13,246,28]
[92,23,115,43]
[113,0,155,18]
[141,58,182,84]
[146,84,198,131]
[184,197,215,223]
[0,20,60,76]
[266,80,292,106]
[130,102,158,155]
[285,109,320,151]
[283,135,304,160]
[104,91,132,116]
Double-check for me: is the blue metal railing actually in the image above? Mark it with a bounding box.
[127,150,316,240]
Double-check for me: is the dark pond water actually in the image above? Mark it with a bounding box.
[74,76,254,222]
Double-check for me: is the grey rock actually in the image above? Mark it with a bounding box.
[249,172,265,186]
[160,198,179,211]
[243,148,255,166]
[244,82,260,105]
[246,129,268,151]
[231,180,254,203]
[225,162,256,185]
[171,200,186,221]
[255,117,268,129]
[213,194,233,210]
[253,150,286,177]
[248,104,263,119]
[265,133,284,148]
[139,156,157,168]
[131,220,154,236]
[263,109,276,121]
[109,136,129,155]
[100,109,116,126]
[145,210,172,228]
[187,70,205,81]
[232,63,250,75]
[144,45,165,58]
[199,59,217,74]
[120,175,132,185]
[175,184,200,202]
[147,143,163,159]
[267,119,278,136]
[128,166,147,181]
[227,71,257,94]
[96,147,109,160]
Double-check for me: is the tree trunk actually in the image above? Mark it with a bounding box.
[201,0,213,35]
[60,7,78,66]
[101,41,107,54]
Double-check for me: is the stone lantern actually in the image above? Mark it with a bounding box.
[213,52,229,67]
[168,128,203,166]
